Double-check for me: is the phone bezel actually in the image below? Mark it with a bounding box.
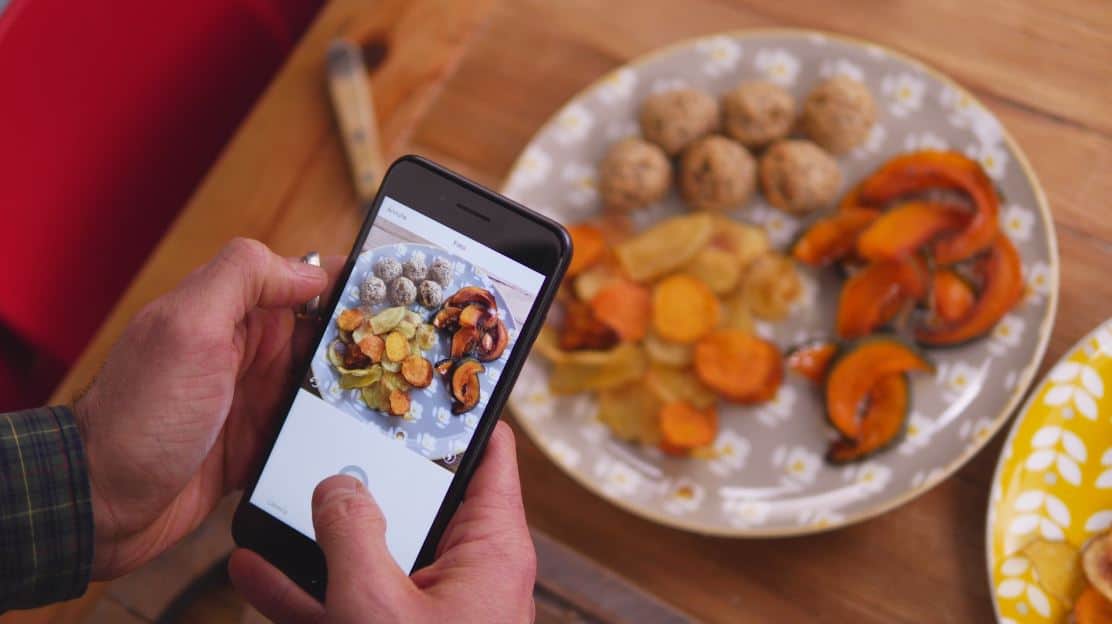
[232,155,570,600]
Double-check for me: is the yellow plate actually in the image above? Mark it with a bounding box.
[988,318,1112,622]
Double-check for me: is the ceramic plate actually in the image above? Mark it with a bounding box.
[309,243,517,461]
[988,319,1112,622]
[503,29,1058,536]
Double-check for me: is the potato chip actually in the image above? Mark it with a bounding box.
[597,382,661,444]
[615,213,713,282]
[370,306,407,335]
[548,343,647,395]
[1022,538,1086,607]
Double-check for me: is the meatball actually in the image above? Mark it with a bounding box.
[417,280,444,309]
[759,140,842,216]
[374,257,402,282]
[639,89,719,155]
[721,81,795,148]
[678,135,756,212]
[799,76,877,154]
[388,276,417,306]
[598,138,672,212]
[402,257,428,283]
[428,257,453,287]
[359,276,387,306]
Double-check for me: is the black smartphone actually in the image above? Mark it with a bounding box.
[233,155,570,599]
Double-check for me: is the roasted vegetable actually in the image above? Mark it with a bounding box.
[693,329,782,403]
[645,364,717,410]
[1075,585,1112,624]
[590,279,652,342]
[658,401,717,454]
[915,234,1023,346]
[449,358,485,413]
[741,253,802,321]
[615,213,714,282]
[357,334,385,363]
[786,341,839,383]
[558,300,620,351]
[685,247,743,295]
[857,150,999,263]
[836,258,927,339]
[401,355,433,388]
[476,321,510,362]
[826,373,909,463]
[720,291,755,332]
[643,331,694,367]
[394,320,418,339]
[708,216,770,273]
[337,308,365,332]
[434,358,454,376]
[1083,531,1112,604]
[450,325,481,359]
[547,343,647,395]
[855,201,968,262]
[433,305,463,331]
[459,304,496,330]
[384,331,411,362]
[341,342,372,369]
[1021,538,1086,607]
[651,274,720,344]
[369,306,406,335]
[573,259,621,302]
[928,268,976,324]
[597,383,661,445]
[415,324,437,350]
[791,209,879,267]
[566,223,607,277]
[361,384,390,412]
[446,286,497,312]
[824,337,933,438]
[388,390,411,417]
[339,364,383,389]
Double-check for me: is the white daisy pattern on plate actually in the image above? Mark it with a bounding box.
[1001,204,1035,242]
[1024,426,1087,487]
[747,202,799,248]
[902,130,948,151]
[560,162,598,207]
[1023,261,1053,305]
[965,140,1009,180]
[755,385,798,428]
[650,77,689,94]
[989,314,1026,356]
[797,508,845,530]
[910,467,945,489]
[938,361,984,402]
[506,146,551,193]
[880,72,926,117]
[817,58,864,82]
[1043,361,1104,420]
[547,438,581,469]
[959,418,996,446]
[594,456,642,498]
[843,462,892,495]
[552,103,593,146]
[695,36,741,77]
[753,48,800,86]
[849,123,887,159]
[898,411,937,455]
[707,430,751,477]
[774,445,822,484]
[604,118,639,141]
[663,479,705,515]
[722,498,771,528]
[1097,448,1112,489]
[996,556,1053,618]
[596,68,636,105]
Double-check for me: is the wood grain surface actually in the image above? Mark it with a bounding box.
[7,1,1110,622]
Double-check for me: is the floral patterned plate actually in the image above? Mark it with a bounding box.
[988,319,1112,622]
[503,29,1058,536]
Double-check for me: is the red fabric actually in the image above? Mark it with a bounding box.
[0,0,322,410]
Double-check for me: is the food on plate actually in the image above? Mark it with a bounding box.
[785,340,838,383]
[402,257,428,283]
[547,342,647,395]
[384,330,411,362]
[373,256,403,282]
[855,201,968,262]
[597,383,661,444]
[823,337,932,441]
[387,389,411,416]
[826,372,907,463]
[360,276,387,305]
[659,401,717,454]
[791,209,879,267]
[741,253,803,321]
[476,320,509,362]
[446,357,484,413]
[446,285,498,311]
[639,88,719,155]
[337,308,365,332]
[401,354,434,388]
[428,285,509,412]
[1017,538,1086,607]
[557,299,620,351]
[598,138,672,212]
[678,135,756,211]
[1083,531,1112,603]
[645,364,716,410]
[643,332,694,367]
[388,276,417,306]
[836,257,927,339]
[799,75,877,154]
[693,328,782,404]
[685,246,743,295]
[651,274,720,344]
[590,279,652,342]
[720,291,755,332]
[428,257,453,287]
[720,80,795,148]
[1075,586,1112,623]
[707,216,771,271]
[566,223,608,278]
[759,139,842,215]
[573,259,622,302]
[369,306,405,334]
[927,269,976,325]
[357,334,385,363]
[614,212,714,282]
[417,280,444,308]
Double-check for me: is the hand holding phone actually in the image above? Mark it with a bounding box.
[230,421,536,623]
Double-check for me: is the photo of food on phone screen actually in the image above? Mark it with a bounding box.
[249,196,545,571]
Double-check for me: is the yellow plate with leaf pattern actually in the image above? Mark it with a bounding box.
[988,318,1112,622]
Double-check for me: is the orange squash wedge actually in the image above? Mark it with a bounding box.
[824,337,933,439]
[855,201,969,262]
[827,373,909,464]
[836,258,928,339]
[792,209,880,267]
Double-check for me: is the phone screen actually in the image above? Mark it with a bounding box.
[249,195,546,572]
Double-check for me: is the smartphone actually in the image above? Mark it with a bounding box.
[233,155,570,599]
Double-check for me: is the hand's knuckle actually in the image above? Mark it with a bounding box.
[222,237,270,269]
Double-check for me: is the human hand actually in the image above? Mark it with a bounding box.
[228,421,537,624]
[75,239,329,579]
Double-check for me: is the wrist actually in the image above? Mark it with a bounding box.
[73,390,121,580]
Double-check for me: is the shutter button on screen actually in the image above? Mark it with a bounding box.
[338,465,368,487]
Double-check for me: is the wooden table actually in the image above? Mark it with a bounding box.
[8,1,1111,622]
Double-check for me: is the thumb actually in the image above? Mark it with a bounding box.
[312,476,413,611]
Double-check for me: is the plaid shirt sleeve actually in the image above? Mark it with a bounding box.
[0,406,93,611]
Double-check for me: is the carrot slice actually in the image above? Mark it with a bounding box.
[590,278,652,341]
[855,201,968,262]
[694,329,783,403]
[651,274,720,344]
[826,373,909,463]
[836,258,927,339]
[566,224,607,277]
[659,401,717,451]
[1074,586,1112,624]
[930,269,976,324]
[786,341,839,383]
[791,209,880,267]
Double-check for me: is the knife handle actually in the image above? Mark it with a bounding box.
[327,39,386,202]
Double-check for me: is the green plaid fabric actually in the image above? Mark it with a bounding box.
[0,406,93,611]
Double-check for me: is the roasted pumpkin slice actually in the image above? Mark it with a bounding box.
[786,341,839,383]
[836,258,927,339]
[855,202,968,262]
[566,223,607,277]
[824,337,933,438]
[857,150,999,263]
[449,358,485,414]
[826,373,909,463]
[928,268,977,324]
[792,209,879,267]
[915,234,1023,346]
[1075,585,1112,624]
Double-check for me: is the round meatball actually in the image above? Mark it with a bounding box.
[678,136,756,212]
[402,257,427,283]
[417,280,444,309]
[359,276,387,306]
[799,76,877,154]
[388,276,416,306]
[428,257,453,287]
[759,140,842,216]
[639,89,719,155]
[373,257,402,282]
[598,138,671,212]
[721,81,795,148]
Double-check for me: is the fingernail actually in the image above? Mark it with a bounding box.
[291,259,326,280]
